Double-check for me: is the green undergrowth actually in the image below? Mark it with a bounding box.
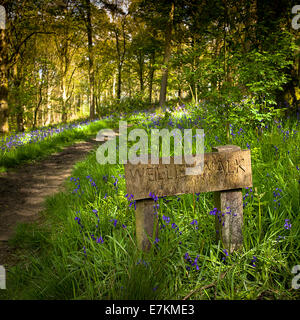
[0,119,114,172]
[0,113,299,300]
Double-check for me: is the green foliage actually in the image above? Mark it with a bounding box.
[1,111,299,300]
[0,119,111,171]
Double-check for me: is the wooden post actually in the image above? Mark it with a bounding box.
[213,145,244,252]
[125,144,252,252]
[135,199,158,251]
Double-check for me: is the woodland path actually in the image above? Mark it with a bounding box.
[0,138,100,266]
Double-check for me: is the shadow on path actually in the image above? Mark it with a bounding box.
[0,138,100,265]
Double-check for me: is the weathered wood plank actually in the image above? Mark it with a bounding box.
[124,149,252,200]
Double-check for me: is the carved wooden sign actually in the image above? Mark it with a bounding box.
[124,149,252,201]
[124,145,252,252]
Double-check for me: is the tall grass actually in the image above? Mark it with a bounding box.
[0,111,299,300]
[0,120,113,172]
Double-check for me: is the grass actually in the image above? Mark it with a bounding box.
[0,108,299,300]
[0,119,115,172]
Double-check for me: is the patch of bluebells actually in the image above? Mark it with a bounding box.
[243,187,253,208]
[190,219,198,230]
[137,259,148,267]
[156,211,182,243]
[86,175,98,194]
[225,206,237,217]
[96,236,104,243]
[209,207,224,227]
[110,219,118,227]
[70,177,82,195]
[0,119,100,154]
[230,125,245,140]
[161,196,171,204]
[125,193,136,210]
[112,175,119,193]
[149,192,158,202]
[149,192,159,214]
[75,210,104,245]
[275,119,282,129]
[237,127,244,137]
[250,256,257,267]
[222,249,229,263]
[215,136,222,144]
[273,188,282,210]
[209,206,237,230]
[92,209,100,228]
[284,219,291,230]
[229,124,235,138]
[162,215,171,225]
[75,215,84,232]
[275,218,292,243]
[184,252,200,271]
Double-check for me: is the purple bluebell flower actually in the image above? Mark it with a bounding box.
[284,219,292,230]
[209,208,218,216]
[171,223,177,229]
[110,219,117,227]
[222,249,229,262]
[162,215,170,224]
[250,256,257,267]
[96,236,104,243]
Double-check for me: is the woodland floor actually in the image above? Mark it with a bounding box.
[0,138,100,267]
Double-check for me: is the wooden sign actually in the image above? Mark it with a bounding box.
[124,149,252,200]
[124,145,252,252]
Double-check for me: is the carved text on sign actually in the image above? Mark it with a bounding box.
[124,150,252,200]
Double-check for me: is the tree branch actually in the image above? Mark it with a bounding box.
[8,31,56,66]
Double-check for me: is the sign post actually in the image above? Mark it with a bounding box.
[213,145,244,252]
[124,145,252,251]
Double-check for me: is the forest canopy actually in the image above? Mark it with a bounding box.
[0,0,299,133]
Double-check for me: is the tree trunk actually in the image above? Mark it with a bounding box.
[13,61,24,132]
[0,28,9,133]
[33,85,43,129]
[149,51,155,104]
[158,2,174,109]
[138,51,144,92]
[114,17,126,101]
[61,75,67,123]
[117,63,122,100]
[76,94,81,113]
[85,0,95,119]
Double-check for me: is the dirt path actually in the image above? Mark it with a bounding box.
[0,138,100,266]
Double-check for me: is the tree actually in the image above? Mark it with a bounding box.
[0,4,8,133]
[158,1,174,109]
